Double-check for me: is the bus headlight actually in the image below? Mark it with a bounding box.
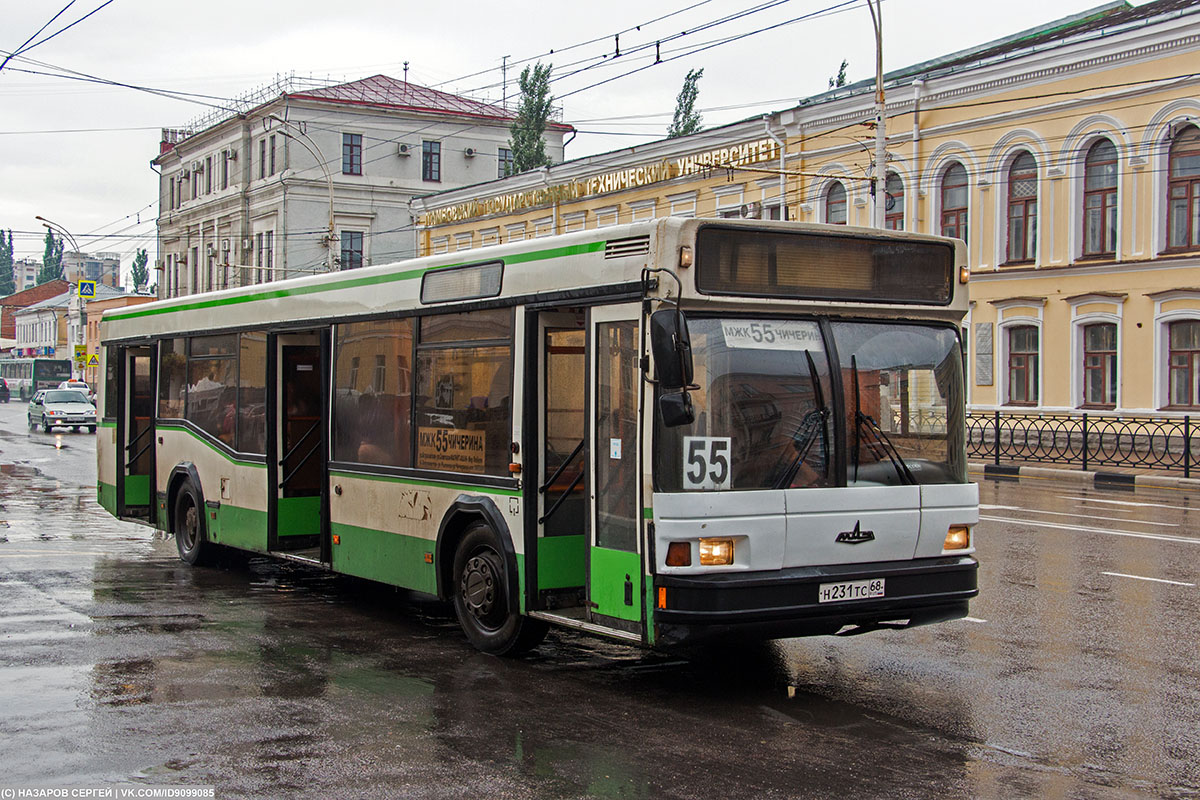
[699,537,734,566]
[944,525,971,550]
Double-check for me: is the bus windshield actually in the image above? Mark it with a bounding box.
[655,318,966,491]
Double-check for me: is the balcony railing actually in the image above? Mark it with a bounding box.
[966,411,1198,477]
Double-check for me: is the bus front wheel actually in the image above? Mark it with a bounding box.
[451,522,547,656]
[174,482,209,565]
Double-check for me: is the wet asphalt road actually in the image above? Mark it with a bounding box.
[0,399,1198,799]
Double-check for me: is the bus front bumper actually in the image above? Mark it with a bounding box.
[653,555,978,647]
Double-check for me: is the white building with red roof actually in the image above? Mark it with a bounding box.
[153,74,572,297]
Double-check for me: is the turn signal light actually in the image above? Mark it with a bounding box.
[699,537,734,566]
[959,265,970,284]
[944,525,971,550]
[679,245,693,269]
[665,541,691,567]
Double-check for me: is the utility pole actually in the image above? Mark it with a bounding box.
[501,55,511,110]
[867,0,886,228]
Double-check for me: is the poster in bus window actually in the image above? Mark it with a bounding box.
[418,426,486,472]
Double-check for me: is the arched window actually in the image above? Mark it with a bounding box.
[1168,319,1200,408]
[884,172,904,230]
[940,163,968,243]
[1082,322,1117,407]
[1167,125,1200,251]
[1006,152,1037,263]
[825,181,847,224]
[1007,325,1039,405]
[1083,139,1117,257]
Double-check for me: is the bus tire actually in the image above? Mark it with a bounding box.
[174,481,209,566]
[451,522,547,656]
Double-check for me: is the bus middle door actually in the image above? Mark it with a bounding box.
[587,304,645,631]
[269,331,330,563]
[117,345,156,518]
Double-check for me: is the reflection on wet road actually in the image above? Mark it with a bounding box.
[1,402,1198,798]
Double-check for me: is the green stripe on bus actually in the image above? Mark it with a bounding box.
[330,522,438,594]
[329,468,521,496]
[106,240,608,322]
[643,508,653,520]
[156,424,268,468]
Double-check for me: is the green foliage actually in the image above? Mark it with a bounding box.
[38,230,63,285]
[828,59,849,89]
[667,68,704,139]
[0,230,14,296]
[130,248,149,291]
[509,62,555,173]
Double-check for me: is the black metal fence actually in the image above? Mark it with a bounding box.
[966,411,1198,477]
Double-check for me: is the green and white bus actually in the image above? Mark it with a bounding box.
[97,218,978,654]
[0,357,72,400]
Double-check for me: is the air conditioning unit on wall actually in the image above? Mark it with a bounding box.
[464,147,476,157]
[398,143,411,156]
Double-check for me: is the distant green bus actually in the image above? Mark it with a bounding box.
[0,357,72,399]
[97,218,978,655]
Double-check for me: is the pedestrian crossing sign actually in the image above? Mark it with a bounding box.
[87,354,100,367]
[79,280,96,299]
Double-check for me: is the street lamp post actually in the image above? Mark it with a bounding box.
[35,215,85,379]
[265,115,337,273]
[866,0,886,229]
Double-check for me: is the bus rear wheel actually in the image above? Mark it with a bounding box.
[451,522,547,656]
[174,482,210,565]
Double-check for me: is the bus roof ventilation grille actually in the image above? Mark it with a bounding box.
[604,236,650,259]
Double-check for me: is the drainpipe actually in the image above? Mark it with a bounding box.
[912,79,924,229]
[763,115,786,219]
[149,161,163,298]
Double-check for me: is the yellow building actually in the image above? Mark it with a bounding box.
[413,0,1200,416]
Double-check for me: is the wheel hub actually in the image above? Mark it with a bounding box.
[461,554,499,621]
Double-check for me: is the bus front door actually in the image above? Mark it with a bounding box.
[269,333,330,563]
[587,304,644,630]
[118,346,155,518]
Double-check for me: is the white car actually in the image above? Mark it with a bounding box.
[57,380,91,392]
[28,389,97,433]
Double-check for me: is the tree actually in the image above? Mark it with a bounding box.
[509,62,555,173]
[37,230,63,285]
[130,248,149,292]
[828,59,849,89]
[0,230,14,296]
[667,68,704,138]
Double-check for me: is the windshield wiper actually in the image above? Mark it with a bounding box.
[773,350,828,489]
[851,355,915,486]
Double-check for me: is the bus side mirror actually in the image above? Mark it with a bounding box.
[649,308,693,390]
[659,390,695,428]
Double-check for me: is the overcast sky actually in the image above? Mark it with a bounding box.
[0,0,1132,280]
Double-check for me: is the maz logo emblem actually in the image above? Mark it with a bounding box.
[835,521,875,545]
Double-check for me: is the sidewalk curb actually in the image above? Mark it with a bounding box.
[969,462,1200,492]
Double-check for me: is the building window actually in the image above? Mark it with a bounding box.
[169,177,176,211]
[340,231,364,270]
[265,231,274,282]
[454,232,472,251]
[1167,125,1200,251]
[1006,152,1038,263]
[205,156,212,194]
[259,139,267,180]
[498,147,513,178]
[1083,139,1117,256]
[1007,325,1039,405]
[825,181,847,224]
[1082,322,1117,407]
[269,135,277,176]
[342,133,362,175]
[221,152,229,190]
[423,141,441,182]
[505,224,526,243]
[884,172,904,230]
[940,162,968,242]
[255,233,264,284]
[1168,320,1200,408]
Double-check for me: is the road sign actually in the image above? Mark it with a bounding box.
[86,354,100,367]
[74,345,86,366]
[79,280,96,299]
